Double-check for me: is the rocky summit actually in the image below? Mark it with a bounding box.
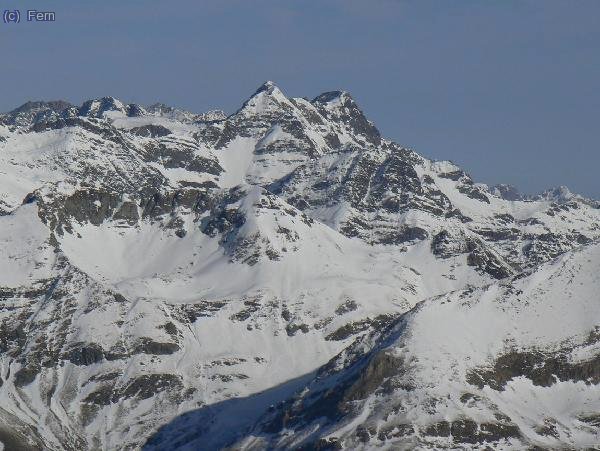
[0,82,599,450]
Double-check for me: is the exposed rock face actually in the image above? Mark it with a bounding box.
[492,183,522,201]
[312,91,382,147]
[1,100,74,127]
[129,124,172,138]
[0,82,599,450]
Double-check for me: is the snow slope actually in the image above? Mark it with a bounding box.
[234,241,600,449]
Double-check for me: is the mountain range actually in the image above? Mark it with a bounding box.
[0,82,599,450]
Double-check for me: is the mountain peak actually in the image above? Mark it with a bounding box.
[235,81,291,117]
[9,100,73,115]
[312,90,353,106]
[146,102,173,114]
[491,183,522,201]
[79,96,126,116]
[312,89,381,146]
[248,80,287,100]
[1,100,73,126]
[255,80,278,94]
[78,97,146,118]
[535,185,575,203]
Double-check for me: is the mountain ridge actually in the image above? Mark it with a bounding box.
[2,82,590,203]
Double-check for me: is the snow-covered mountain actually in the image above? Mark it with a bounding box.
[0,82,598,450]
[229,242,600,450]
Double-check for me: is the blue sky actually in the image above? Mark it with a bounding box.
[1,0,599,197]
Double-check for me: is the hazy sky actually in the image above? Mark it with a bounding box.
[2,1,599,197]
